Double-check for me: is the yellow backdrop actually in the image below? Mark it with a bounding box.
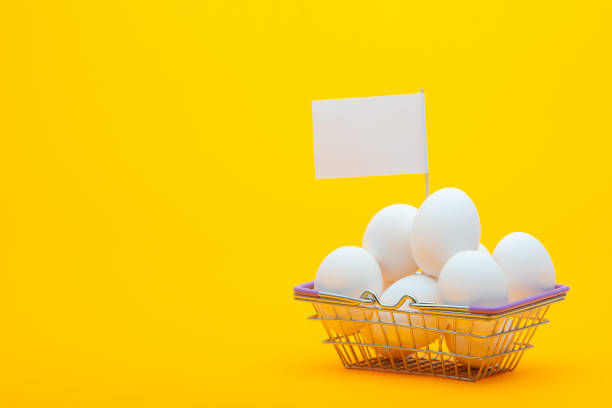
[0,1,610,406]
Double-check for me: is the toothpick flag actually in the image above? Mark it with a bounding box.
[312,92,428,180]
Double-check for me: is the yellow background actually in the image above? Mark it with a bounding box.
[0,1,610,406]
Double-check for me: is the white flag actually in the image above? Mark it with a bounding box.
[312,93,428,179]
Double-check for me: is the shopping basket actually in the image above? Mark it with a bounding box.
[294,281,569,381]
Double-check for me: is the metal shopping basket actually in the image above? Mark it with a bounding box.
[294,281,569,381]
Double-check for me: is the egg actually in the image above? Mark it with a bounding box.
[363,204,419,284]
[438,250,509,307]
[445,318,513,368]
[360,274,441,359]
[437,250,511,367]
[477,243,490,255]
[411,188,481,278]
[492,232,556,301]
[314,246,383,335]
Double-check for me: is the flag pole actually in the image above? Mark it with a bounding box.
[420,89,429,198]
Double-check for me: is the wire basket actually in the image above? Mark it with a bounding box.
[294,281,569,381]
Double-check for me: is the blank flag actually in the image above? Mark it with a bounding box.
[312,93,428,179]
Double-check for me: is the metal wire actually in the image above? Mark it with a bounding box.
[296,291,566,381]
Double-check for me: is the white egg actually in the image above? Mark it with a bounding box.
[492,232,556,302]
[360,274,441,359]
[438,250,509,307]
[438,251,512,368]
[315,246,383,334]
[445,318,513,368]
[382,273,438,305]
[363,204,419,283]
[411,188,481,278]
[477,243,490,255]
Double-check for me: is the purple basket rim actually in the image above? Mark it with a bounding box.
[469,284,569,314]
[293,281,569,315]
[294,281,318,297]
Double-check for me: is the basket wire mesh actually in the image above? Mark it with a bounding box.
[295,282,568,381]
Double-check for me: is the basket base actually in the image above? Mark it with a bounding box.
[341,355,516,381]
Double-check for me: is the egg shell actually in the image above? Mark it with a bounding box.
[445,318,514,368]
[411,188,481,278]
[315,304,372,336]
[314,246,383,334]
[438,250,509,307]
[360,274,442,359]
[363,204,419,283]
[492,232,556,302]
